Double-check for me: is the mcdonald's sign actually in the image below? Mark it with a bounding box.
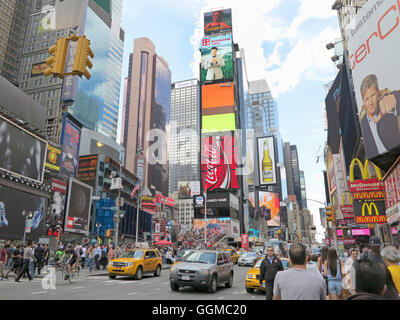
[340,191,354,219]
[349,158,384,196]
[353,200,387,224]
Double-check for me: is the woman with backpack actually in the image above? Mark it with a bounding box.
[324,247,345,300]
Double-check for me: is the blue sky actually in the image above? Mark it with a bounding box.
[119,0,341,241]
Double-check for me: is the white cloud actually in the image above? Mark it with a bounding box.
[191,0,340,97]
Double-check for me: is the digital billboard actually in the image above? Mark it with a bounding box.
[204,9,232,36]
[178,181,194,199]
[248,191,280,226]
[59,113,82,179]
[0,115,47,183]
[77,155,98,190]
[64,178,92,234]
[353,200,387,224]
[45,141,62,173]
[0,185,46,241]
[31,62,47,77]
[201,82,235,116]
[201,135,239,191]
[201,35,234,84]
[194,217,233,237]
[202,113,236,133]
[346,0,400,159]
[257,137,277,186]
[46,178,67,236]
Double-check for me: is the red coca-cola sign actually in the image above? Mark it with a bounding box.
[201,135,239,191]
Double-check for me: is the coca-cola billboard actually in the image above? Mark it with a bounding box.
[201,135,239,191]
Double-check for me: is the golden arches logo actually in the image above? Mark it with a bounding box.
[361,202,380,217]
[349,158,382,182]
[341,191,353,206]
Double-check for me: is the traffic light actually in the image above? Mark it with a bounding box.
[73,35,94,80]
[326,206,335,222]
[106,229,112,238]
[44,38,69,78]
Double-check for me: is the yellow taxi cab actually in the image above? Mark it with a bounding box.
[223,248,240,264]
[108,249,162,280]
[245,257,291,294]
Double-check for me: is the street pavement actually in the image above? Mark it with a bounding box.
[0,264,265,300]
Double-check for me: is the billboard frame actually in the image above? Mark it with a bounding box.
[256,136,277,186]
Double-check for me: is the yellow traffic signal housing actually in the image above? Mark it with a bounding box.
[73,36,94,80]
[326,206,335,222]
[44,38,69,78]
[106,229,111,238]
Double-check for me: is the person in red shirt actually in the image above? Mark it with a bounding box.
[204,10,231,34]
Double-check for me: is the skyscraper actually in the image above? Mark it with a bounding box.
[123,37,171,196]
[169,79,200,195]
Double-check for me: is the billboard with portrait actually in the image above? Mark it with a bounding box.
[248,191,281,226]
[201,135,239,191]
[0,115,47,183]
[201,35,234,84]
[204,9,232,36]
[59,113,82,179]
[0,185,46,241]
[346,0,400,159]
[257,137,277,186]
[64,178,92,234]
[45,178,67,236]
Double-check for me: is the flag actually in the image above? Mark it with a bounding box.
[130,183,140,199]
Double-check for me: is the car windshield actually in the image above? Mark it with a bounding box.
[254,259,263,268]
[243,252,257,258]
[121,250,144,259]
[183,252,216,264]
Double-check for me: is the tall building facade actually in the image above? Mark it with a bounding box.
[168,79,200,195]
[123,37,171,196]
[17,0,124,143]
[0,0,29,86]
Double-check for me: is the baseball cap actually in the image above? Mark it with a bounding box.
[369,236,382,246]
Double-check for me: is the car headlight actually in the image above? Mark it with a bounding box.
[246,274,256,279]
[198,269,210,275]
[126,262,134,267]
[108,262,114,267]
[170,265,177,272]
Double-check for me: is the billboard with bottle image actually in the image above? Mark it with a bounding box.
[257,137,277,186]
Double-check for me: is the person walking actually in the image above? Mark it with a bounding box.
[0,244,8,280]
[80,245,87,269]
[86,245,94,273]
[15,242,34,282]
[324,247,344,300]
[273,244,327,300]
[43,244,50,267]
[5,246,22,279]
[34,243,44,275]
[107,245,114,262]
[343,247,359,297]
[317,246,329,297]
[94,244,101,271]
[381,246,400,297]
[259,246,284,300]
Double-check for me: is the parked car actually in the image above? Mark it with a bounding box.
[169,250,234,293]
[222,248,240,264]
[238,252,258,267]
[108,249,162,280]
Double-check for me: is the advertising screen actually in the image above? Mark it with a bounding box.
[45,141,62,173]
[201,35,234,84]
[202,113,236,133]
[201,135,239,191]
[257,137,277,186]
[325,150,336,194]
[346,0,400,159]
[0,115,47,183]
[60,113,82,179]
[46,178,67,236]
[31,62,47,77]
[201,82,235,116]
[248,191,280,226]
[194,217,232,237]
[77,155,98,190]
[178,181,201,199]
[0,185,46,241]
[353,200,387,224]
[64,178,92,234]
[204,9,232,36]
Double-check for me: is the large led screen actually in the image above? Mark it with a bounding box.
[0,115,47,183]
[257,137,277,186]
[248,191,281,226]
[201,135,239,191]
[194,218,232,237]
[204,9,232,36]
[0,185,46,241]
[202,113,236,133]
[345,0,400,159]
[201,82,235,116]
[64,178,92,234]
[59,113,82,179]
[201,35,234,84]
[46,178,67,236]
[45,141,62,173]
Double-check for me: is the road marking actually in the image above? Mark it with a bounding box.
[31,291,46,295]
[72,287,84,290]
[128,292,138,296]
[118,282,133,285]
[162,282,169,285]
[233,291,239,295]
[217,297,224,300]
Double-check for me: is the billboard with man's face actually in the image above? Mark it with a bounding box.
[204,9,232,36]
[346,0,400,159]
[201,35,234,84]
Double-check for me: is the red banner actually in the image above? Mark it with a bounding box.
[153,234,160,243]
[201,135,239,191]
[349,179,384,194]
[241,234,249,250]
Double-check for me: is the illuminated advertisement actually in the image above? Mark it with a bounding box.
[0,185,46,241]
[325,150,336,194]
[178,181,200,199]
[346,0,400,159]
[353,200,387,224]
[0,115,47,183]
[45,142,62,173]
[201,82,235,116]
[201,35,234,84]
[194,217,232,237]
[257,137,277,186]
[248,192,281,226]
[64,178,92,234]
[201,135,239,191]
[204,9,232,36]
[59,113,82,179]
[202,113,236,133]
[77,155,98,190]
[31,62,47,77]
[46,178,67,236]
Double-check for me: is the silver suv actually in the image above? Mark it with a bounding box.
[169,250,234,293]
